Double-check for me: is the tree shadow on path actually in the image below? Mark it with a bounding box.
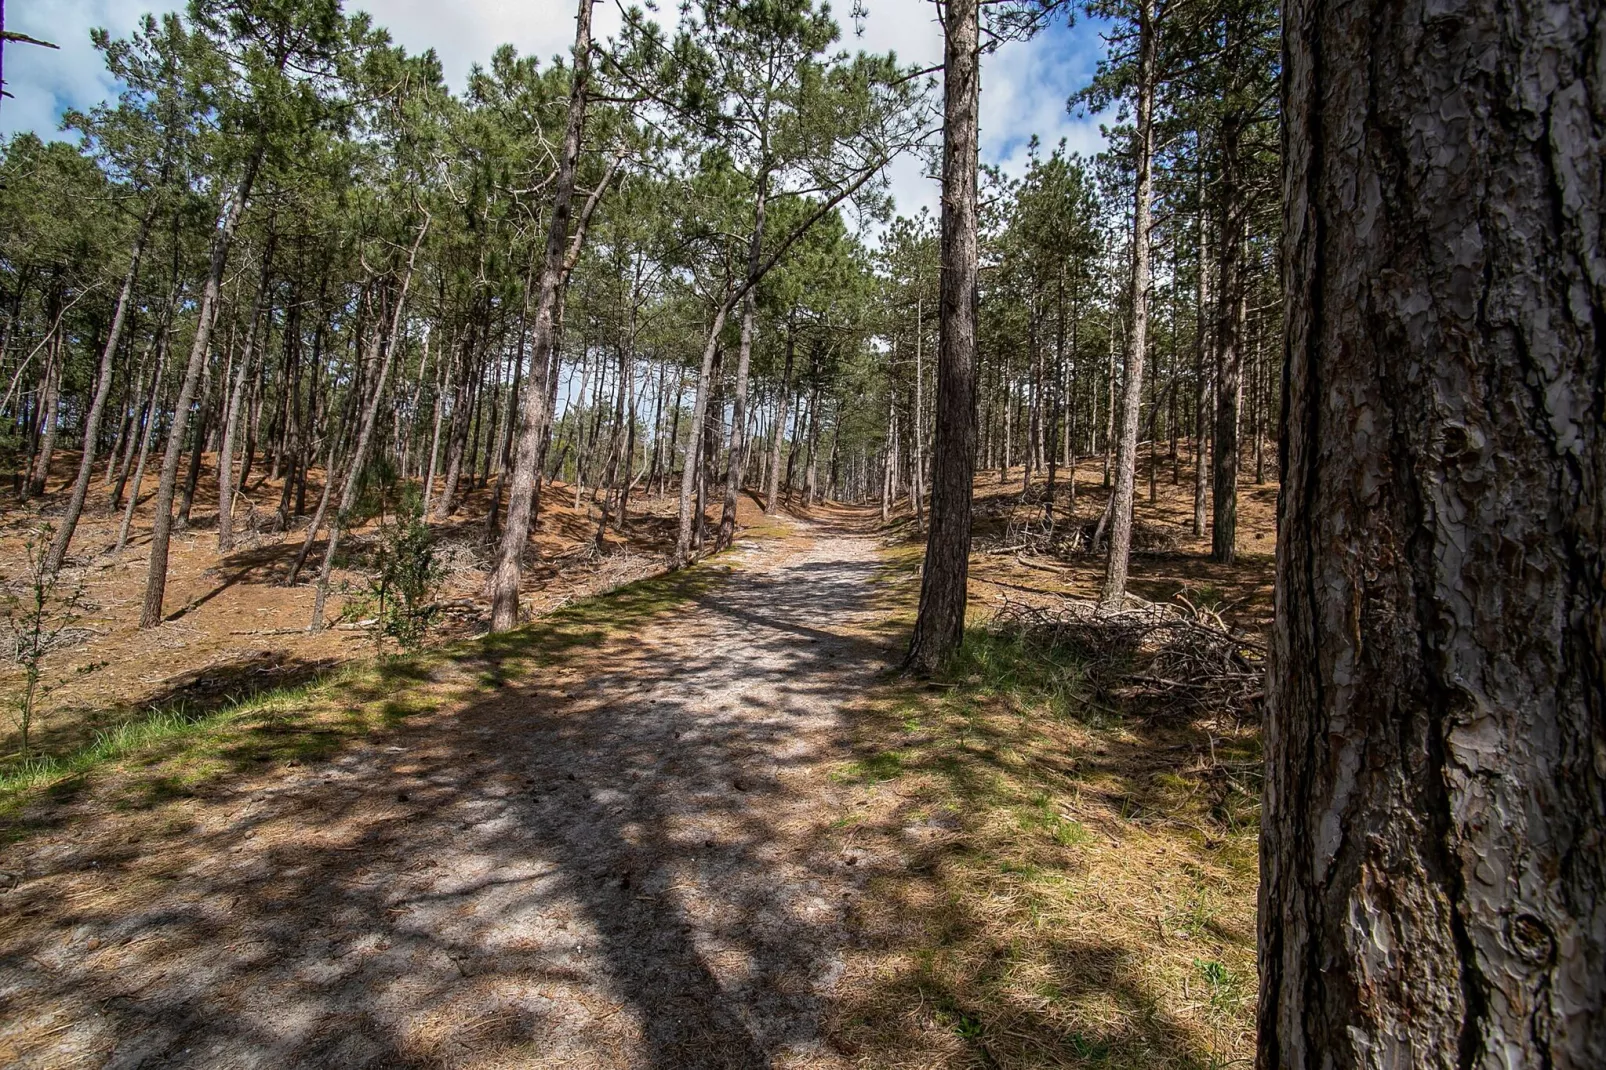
[0,526,899,1069]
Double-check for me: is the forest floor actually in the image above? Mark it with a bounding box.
[0,452,718,769]
[1,453,1274,1069]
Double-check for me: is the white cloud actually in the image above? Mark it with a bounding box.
[1,0,1109,220]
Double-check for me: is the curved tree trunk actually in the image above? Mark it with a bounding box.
[1260,0,1605,1064]
[45,204,155,573]
[140,143,262,628]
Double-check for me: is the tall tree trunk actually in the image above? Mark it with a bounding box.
[1260,0,1606,1065]
[26,331,61,498]
[675,306,731,560]
[1210,101,1245,564]
[422,335,451,518]
[436,326,478,519]
[487,0,596,632]
[219,237,275,553]
[112,329,161,508]
[1045,275,1063,525]
[1098,0,1157,610]
[1101,317,1116,487]
[116,331,171,553]
[904,0,979,674]
[176,329,218,530]
[718,179,768,548]
[308,271,422,625]
[912,293,926,527]
[1193,179,1211,537]
[46,205,155,572]
[140,145,262,627]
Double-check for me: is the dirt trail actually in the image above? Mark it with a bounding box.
[0,518,897,1069]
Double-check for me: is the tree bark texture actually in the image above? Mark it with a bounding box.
[904,0,979,674]
[1260,0,1605,1065]
[488,0,595,632]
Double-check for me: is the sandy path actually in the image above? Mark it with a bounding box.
[0,520,894,1069]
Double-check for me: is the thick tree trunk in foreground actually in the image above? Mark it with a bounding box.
[1259,0,1605,1065]
[904,0,979,674]
[1099,0,1156,610]
[487,0,595,632]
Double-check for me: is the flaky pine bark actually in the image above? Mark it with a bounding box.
[487,0,596,632]
[1260,0,1606,1065]
[1099,0,1157,610]
[904,0,979,674]
[140,141,263,628]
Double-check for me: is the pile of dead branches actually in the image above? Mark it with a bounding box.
[991,594,1266,722]
[984,511,1184,561]
[433,533,494,574]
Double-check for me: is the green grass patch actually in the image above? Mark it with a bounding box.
[0,558,724,836]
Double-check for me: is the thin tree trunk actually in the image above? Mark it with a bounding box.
[1210,98,1245,564]
[1193,195,1211,536]
[26,332,61,498]
[1098,0,1157,611]
[139,144,263,627]
[308,217,428,627]
[112,330,160,508]
[718,179,768,548]
[46,206,155,572]
[422,335,450,518]
[140,182,254,619]
[219,238,275,553]
[116,331,171,554]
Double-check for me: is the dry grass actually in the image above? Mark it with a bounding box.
[0,448,758,774]
[824,459,1270,1069]
[827,620,1260,1069]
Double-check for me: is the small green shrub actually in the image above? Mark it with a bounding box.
[343,486,443,653]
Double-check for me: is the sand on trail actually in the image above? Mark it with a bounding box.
[0,519,896,1069]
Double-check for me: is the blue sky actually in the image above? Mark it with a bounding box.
[0,0,1112,218]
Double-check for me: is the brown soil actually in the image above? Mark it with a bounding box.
[957,456,1278,631]
[0,453,734,764]
[0,515,905,1068]
[1,453,1276,1069]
